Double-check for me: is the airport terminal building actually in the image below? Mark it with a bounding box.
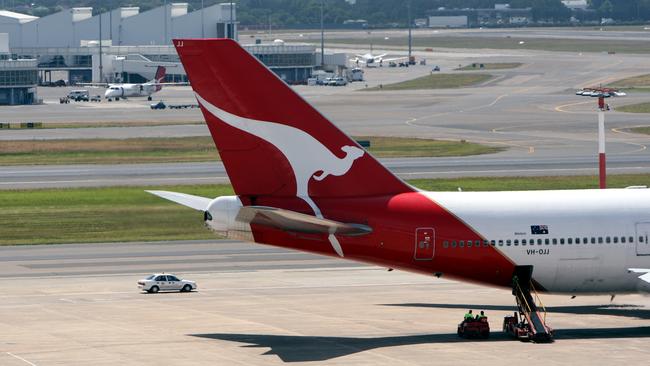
[0,3,321,87]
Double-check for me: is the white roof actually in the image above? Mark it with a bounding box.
[0,10,38,22]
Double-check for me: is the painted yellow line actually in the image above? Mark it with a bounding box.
[554,100,593,113]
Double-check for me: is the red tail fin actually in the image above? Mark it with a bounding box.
[154,66,166,83]
[174,38,412,201]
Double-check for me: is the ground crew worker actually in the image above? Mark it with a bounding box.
[476,310,487,320]
[464,310,473,322]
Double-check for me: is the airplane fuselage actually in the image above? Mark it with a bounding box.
[205,188,650,295]
[105,83,161,99]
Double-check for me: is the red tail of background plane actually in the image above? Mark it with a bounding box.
[154,66,166,83]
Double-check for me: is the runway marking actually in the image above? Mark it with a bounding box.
[404,94,536,153]
[554,100,593,113]
[5,352,37,366]
[609,126,649,154]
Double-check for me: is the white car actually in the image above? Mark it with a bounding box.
[137,273,197,293]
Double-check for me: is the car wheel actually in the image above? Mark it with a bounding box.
[182,284,192,292]
[149,285,159,293]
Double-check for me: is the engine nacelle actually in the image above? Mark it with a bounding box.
[204,195,253,241]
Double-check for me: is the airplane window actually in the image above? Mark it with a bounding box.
[483,240,489,247]
[591,237,596,244]
[537,239,542,245]
[467,241,472,248]
[552,238,557,245]
[498,240,504,246]
[475,240,481,247]
[490,240,496,246]
[613,237,618,244]
[452,241,457,248]
[568,238,572,244]
[598,237,603,244]
[575,238,580,244]
[514,240,519,246]
[522,239,527,246]
[640,236,644,243]
[606,237,611,244]
[560,238,565,245]
[583,237,588,244]
[622,236,626,243]
[443,241,449,248]
[459,240,465,248]
[545,239,550,245]
[506,240,511,246]
[630,236,634,243]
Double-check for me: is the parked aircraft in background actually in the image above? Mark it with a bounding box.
[148,39,650,343]
[351,52,406,67]
[80,66,170,101]
[104,66,166,101]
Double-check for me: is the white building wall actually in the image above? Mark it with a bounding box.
[173,3,225,39]
[119,3,188,46]
[74,8,140,47]
[21,8,92,48]
[0,11,36,48]
[428,16,468,28]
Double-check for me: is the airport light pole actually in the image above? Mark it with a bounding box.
[598,110,607,189]
[407,0,412,61]
[230,1,234,39]
[98,11,103,83]
[320,0,325,67]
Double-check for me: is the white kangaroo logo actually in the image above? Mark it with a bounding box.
[196,93,364,257]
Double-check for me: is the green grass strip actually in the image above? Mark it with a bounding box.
[617,102,650,113]
[3,174,650,246]
[364,73,492,91]
[0,136,502,165]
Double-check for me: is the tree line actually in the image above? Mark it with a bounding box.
[3,0,650,26]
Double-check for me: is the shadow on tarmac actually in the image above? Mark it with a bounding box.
[191,326,650,362]
[383,303,650,320]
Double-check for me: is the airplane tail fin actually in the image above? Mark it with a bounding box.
[174,39,412,203]
[154,66,166,83]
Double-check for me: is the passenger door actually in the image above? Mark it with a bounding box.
[166,275,182,290]
[414,227,435,260]
[635,222,650,255]
[154,275,168,291]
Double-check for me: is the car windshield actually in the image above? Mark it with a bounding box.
[145,275,155,280]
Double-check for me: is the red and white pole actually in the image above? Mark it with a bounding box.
[598,111,606,189]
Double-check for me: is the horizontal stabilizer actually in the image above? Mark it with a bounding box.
[236,206,372,236]
[629,268,650,284]
[146,190,211,211]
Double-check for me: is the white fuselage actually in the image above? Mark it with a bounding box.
[104,83,159,99]
[427,188,650,294]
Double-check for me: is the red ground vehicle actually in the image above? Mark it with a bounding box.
[457,317,490,339]
[503,311,554,342]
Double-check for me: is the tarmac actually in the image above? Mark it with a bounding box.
[1,240,650,365]
[3,29,650,364]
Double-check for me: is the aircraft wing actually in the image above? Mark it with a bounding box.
[628,268,650,283]
[146,190,211,211]
[76,82,109,87]
[236,206,372,236]
[381,56,408,62]
[350,58,366,64]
